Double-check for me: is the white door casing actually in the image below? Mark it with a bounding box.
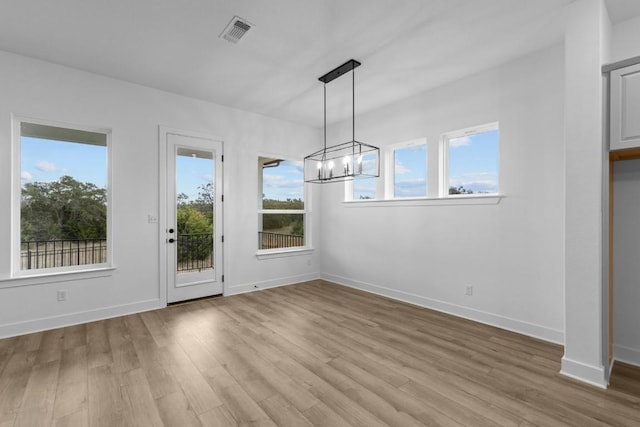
[159,127,223,303]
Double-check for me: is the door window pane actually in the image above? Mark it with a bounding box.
[176,148,214,273]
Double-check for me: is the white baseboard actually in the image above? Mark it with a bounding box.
[613,344,640,368]
[560,356,607,388]
[321,273,564,345]
[0,299,163,339]
[225,272,320,296]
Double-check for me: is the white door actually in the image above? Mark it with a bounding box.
[163,130,223,303]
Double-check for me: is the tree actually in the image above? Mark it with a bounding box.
[291,219,304,236]
[192,183,214,224]
[262,198,303,210]
[176,194,214,263]
[21,176,106,241]
[449,185,474,195]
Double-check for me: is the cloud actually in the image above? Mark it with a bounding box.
[35,160,58,172]
[264,173,301,188]
[394,179,427,197]
[462,172,497,179]
[449,136,471,148]
[290,162,304,175]
[21,171,33,181]
[197,173,213,183]
[394,159,411,175]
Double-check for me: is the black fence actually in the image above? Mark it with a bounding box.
[259,231,304,250]
[21,239,107,270]
[177,233,214,273]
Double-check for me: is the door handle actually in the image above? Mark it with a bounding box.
[168,238,175,243]
[168,228,175,234]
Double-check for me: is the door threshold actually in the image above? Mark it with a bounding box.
[167,293,223,306]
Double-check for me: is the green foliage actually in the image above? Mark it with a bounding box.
[176,207,212,235]
[291,220,304,236]
[262,198,303,210]
[449,185,474,195]
[178,183,214,224]
[176,184,214,262]
[261,198,304,236]
[21,175,106,241]
[176,207,213,262]
[262,214,303,233]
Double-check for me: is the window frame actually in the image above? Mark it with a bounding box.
[440,122,500,198]
[385,138,428,200]
[257,156,311,257]
[11,115,113,278]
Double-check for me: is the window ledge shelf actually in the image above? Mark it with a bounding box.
[343,195,503,207]
[0,266,116,289]
[256,248,314,260]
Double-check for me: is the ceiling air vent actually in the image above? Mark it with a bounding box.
[220,16,253,44]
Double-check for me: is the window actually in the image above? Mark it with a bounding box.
[443,123,499,196]
[258,157,306,250]
[351,152,379,200]
[390,141,427,198]
[14,119,111,274]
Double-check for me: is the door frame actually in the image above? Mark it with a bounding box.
[158,126,225,306]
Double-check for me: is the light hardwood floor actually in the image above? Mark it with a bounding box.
[1,280,639,426]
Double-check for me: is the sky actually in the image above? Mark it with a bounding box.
[21,137,107,187]
[21,137,215,201]
[176,154,214,201]
[21,130,497,202]
[448,129,499,194]
[262,160,304,201]
[394,144,427,198]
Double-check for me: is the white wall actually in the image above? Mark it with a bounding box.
[561,0,610,388]
[319,45,566,344]
[611,15,640,63]
[0,50,321,338]
[613,159,640,367]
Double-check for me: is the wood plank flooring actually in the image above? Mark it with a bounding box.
[1,280,640,426]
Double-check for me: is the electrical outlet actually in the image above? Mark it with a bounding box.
[465,285,473,296]
[57,290,67,301]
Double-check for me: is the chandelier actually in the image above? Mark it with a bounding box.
[304,59,379,183]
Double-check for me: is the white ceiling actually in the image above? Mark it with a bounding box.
[0,0,638,128]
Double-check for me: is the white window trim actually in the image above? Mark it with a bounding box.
[0,266,116,290]
[344,123,500,204]
[257,156,312,256]
[440,121,499,198]
[11,114,113,279]
[343,194,502,207]
[256,247,314,259]
[385,138,428,200]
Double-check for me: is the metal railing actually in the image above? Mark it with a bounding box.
[258,231,304,250]
[177,233,213,273]
[21,239,107,270]
[20,234,215,273]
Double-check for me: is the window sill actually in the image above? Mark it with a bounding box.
[256,248,314,260]
[0,266,116,289]
[343,195,503,207]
